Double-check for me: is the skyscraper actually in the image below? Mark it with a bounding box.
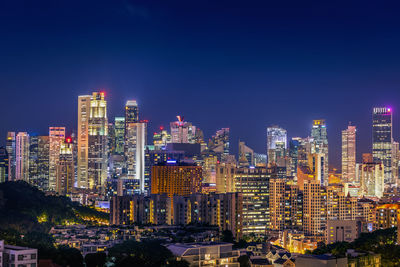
[88,92,108,191]
[114,117,125,155]
[29,135,50,188]
[238,140,254,166]
[0,147,9,183]
[49,127,65,191]
[56,137,74,195]
[209,128,230,158]
[342,124,356,184]
[311,119,328,185]
[6,132,16,181]
[124,100,147,194]
[267,126,287,165]
[16,132,29,182]
[372,107,393,184]
[153,126,171,150]
[170,116,196,143]
[77,95,91,188]
[234,166,270,235]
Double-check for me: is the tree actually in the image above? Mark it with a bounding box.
[221,230,234,243]
[238,255,250,267]
[53,245,84,267]
[85,252,107,267]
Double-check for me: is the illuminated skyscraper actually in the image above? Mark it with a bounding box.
[267,126,287,164]
[356,155,384,198]
[342,124,356,184]
[77,95,91,188]
[29,135,49,189]
[49,127,65,191]
[234,166,270,235]
[238,140,254,166]
[125,100,138,123]
[170,116,196,143]
[153,126,171,150]
[124,100,147,194]
[114,117,125,155]
[308,153,326,186]
[303,179,326,236]
[56,137,74,195]
[16,132,29,182]
[6,132,16,181]
[209,128,230,158]
[372,107,393,184]
[88,92,108,191]
[0,147,9,183]
[311,119,328,185]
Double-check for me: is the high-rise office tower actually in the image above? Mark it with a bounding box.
[234,166,270,235]
[0,147,9,183]
[209,128,230,158]
[238,140,254,166]
[29,135,49,189]
[125,100,139,123]
[392,141,400,183]
[49,127,66,191]
[153,126,171,150]
[356,155,384,198]
[342,124,356,184]
[267,126,287,165]
[6,132,16,181]
[372,107,393,184]
[288,138,300,178]
[88,92,108,191]
[311,120,329,185]
[124,100,147,194]
[77,95,91,189]
[170,116,196,143]
[16,132,29,181]
[107,122,116,156]
[308,153,326,185]
[56,137,74,195]
[114,117,125,155]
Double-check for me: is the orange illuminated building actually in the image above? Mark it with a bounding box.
[151,163,202,197]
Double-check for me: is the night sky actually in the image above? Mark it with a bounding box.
[2,1,400,168]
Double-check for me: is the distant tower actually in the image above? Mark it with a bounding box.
[311,120,328,186]
[77,95,91,188]
[170,116,196,143]
[16,132,29,182]
[49,127,66,191]
[342,124,356,184]
[372,107,393,184]
[267,126,287,165]
[0,147,9,183]
[114,117,125,155]
[56,137,74,195]
[6,132,16,181]
[87,92,108,191]
[124,100,147,194]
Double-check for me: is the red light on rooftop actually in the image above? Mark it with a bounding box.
[160,126,164,130]
[66,137,72,143]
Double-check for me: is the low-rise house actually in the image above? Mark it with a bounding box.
[295,254,348,267]
[167,242,240,266]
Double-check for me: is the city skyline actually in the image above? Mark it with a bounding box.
[1,91,397,169]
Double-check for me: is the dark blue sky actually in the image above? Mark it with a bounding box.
[2,1,400,168]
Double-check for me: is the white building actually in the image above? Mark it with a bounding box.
[0,240,38,267]
[167,242,240,267]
